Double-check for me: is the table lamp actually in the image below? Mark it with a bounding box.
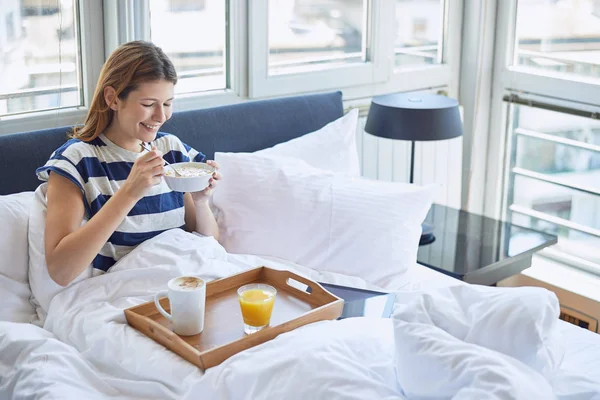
[364,92,463,245]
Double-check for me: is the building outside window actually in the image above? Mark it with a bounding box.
[149,0,227,95]
[0,0,81,117]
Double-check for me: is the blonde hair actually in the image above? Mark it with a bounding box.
[71,41,177,141]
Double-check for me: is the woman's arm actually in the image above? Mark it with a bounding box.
[45,173,138,286]
[44,148,166,286]
[184,160,221,241]
[185,194,220,240]
[183,192,196,232]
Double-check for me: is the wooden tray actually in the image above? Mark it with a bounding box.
[124,267,344,370]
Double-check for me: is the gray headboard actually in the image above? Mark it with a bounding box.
[0,91,343,195]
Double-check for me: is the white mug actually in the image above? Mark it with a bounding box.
[154,276,206,336]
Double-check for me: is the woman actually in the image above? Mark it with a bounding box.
[37,41,221,287]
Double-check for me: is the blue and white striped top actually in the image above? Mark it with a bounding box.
[37,132,205,273]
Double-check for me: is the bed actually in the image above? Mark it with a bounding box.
[0,91,599,399]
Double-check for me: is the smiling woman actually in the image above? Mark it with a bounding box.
[34,41,222,287]
[70,41,178,146]
[102,79,175,152]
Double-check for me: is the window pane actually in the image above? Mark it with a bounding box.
[510,176,600,265]
[514,0,600,80]
[513,105,600,177]
[149,0,226,94]
[505,104,600,265]
[0,0,82,117]
[395,0,444,68]
[512,175,600,232]
[268,0,367,75]
[516,136,600,184]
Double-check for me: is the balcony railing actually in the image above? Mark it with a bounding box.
[503,93,600,270]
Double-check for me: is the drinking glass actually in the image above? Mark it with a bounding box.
[237,283,277,334]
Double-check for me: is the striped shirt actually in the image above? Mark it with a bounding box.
[37,132,205,273]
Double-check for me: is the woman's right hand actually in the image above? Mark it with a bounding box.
[121,147,165,201]
[45,148,164,286]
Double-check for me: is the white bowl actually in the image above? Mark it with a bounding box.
[163,162,215,193]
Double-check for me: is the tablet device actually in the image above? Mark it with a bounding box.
[315,282,396,319]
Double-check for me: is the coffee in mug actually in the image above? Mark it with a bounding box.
[154,275,206,336]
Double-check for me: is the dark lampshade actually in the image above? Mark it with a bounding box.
[364,92,463,247]
[364,93,463,141]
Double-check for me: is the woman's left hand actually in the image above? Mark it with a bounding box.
[191,160,221,203]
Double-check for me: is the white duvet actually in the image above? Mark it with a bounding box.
[1,230,597,399]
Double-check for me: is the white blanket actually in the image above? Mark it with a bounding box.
[0,230,582,399]
[393,286,565,399]
[0,322,121,399]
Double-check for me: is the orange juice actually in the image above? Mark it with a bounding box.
[239,288,276,327]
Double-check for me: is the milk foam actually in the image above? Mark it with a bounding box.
[171,276,204,291]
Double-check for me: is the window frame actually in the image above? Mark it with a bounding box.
[387,0,458,94]
[248,0,462,101]
[482,0,600,273]
[0,0,104,134]
[170,0,248,111]
[1,0,462,133]
[485,0,600,218]
[248,0,391,98]
[106,0,245,110]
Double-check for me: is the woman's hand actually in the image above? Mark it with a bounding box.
[121,146,165,201]
[191,160,221,203]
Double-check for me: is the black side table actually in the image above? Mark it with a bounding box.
[417,204,558,286]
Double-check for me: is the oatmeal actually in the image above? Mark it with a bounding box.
[165,165,212,177]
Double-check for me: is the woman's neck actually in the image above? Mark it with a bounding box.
[103,124,142,153]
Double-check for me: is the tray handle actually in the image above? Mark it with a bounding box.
[267,268,336,302]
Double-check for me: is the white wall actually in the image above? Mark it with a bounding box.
[355,112,463,208]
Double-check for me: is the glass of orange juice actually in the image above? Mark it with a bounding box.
[237,283,277,334]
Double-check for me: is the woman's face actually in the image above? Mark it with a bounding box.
[108,79,175,149]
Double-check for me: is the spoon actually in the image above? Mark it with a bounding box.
[139,142,183,177]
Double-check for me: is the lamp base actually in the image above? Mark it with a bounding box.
[419,222,435,246]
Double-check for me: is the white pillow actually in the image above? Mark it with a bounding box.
[0,275,37,323]
[255,108,360,175]
[0,192,38,323]
[0,192,33,283]
[213,152,436,289]
[28,184,92,319]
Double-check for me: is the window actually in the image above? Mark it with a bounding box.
[513,0,600,81]
[484,0,600,273]
[1,0,462,133]
[0,0,82,117]
[395,0,444,68]
[267,0,368,75]
[251,0,458,98]
[250,0,390,98]
[149,0,227,95]
[503,104,600,265]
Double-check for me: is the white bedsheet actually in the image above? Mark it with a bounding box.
[1,229,599,399]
